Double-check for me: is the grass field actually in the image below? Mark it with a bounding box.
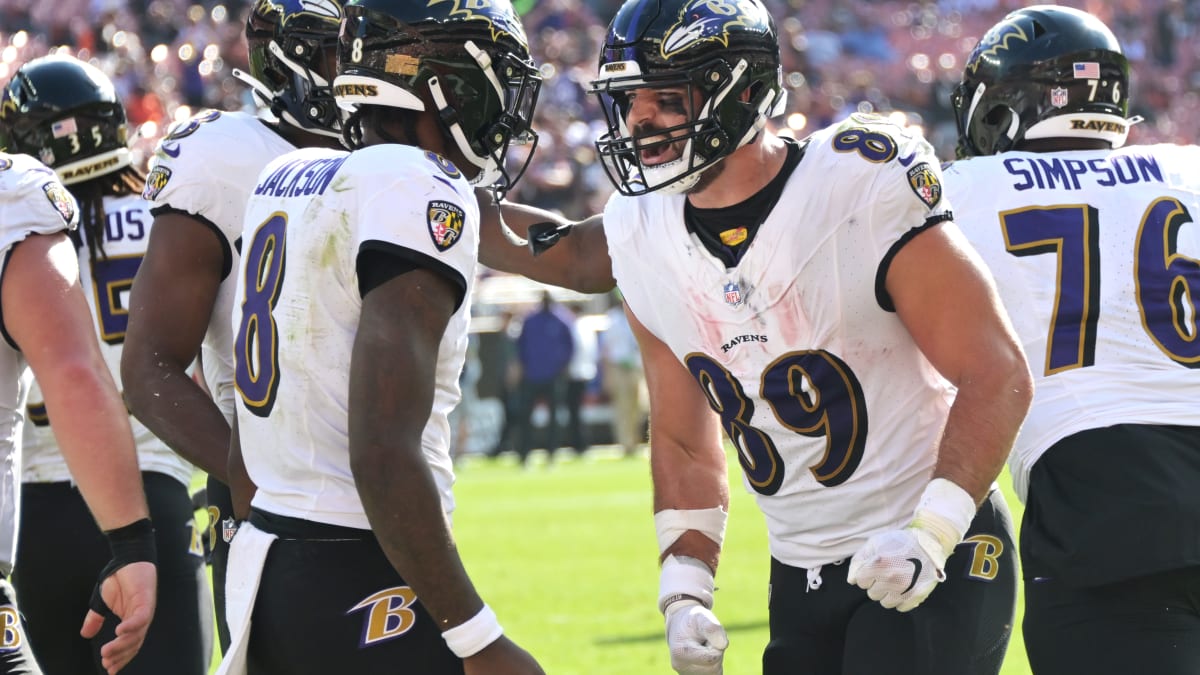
[202,446,1033,673]
[451,446,1033,674]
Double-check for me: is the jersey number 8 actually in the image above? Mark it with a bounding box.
[234,213,288,416]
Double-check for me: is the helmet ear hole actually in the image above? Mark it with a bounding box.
[980,104,1016,155]
[981,105,1009,127]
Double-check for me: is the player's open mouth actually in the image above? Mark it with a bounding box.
[638,136,680,165]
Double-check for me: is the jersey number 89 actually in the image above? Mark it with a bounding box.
[685,349,868,495]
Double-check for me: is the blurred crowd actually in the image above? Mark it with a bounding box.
[4,0,1200,217]
[3,0,1199,458]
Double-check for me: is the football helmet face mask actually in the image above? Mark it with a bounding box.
[587,0,787,196]
[237,0,345,138]
[334,0,541,194]
[952,4,1131,158]
[0,55,130,185]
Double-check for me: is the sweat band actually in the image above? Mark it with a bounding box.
[910,478,977,557]
[442,603,504,659]
[658,554,715,613]
[89,518,157,621]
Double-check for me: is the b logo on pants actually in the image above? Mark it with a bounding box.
[0,606,23,651]
[960,534,1005,581]
[349,587,419,647]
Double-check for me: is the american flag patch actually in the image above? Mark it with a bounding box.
[51,118,77,138]
[1073,62,1100,79]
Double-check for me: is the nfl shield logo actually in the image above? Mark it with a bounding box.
[723,281,742,307]
[221,517,239,544]
[1050,87,1069,108]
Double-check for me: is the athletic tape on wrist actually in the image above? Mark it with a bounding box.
[658,554,714,614]
[654,507,727,555]
[910,478,976,557]
[90,517,157,621]
[442,603,504,659]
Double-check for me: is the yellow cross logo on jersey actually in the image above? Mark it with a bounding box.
[427,200,465,252]
[348,587,419,646]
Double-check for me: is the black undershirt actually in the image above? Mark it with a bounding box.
[685,137,807,268]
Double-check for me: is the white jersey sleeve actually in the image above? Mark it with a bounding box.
[0,154,78,249]
[235,144,477,529]
[21,194,195,487]
[0,153,80,571]
[604,116,956,569]
[946,143,1200,500]
[353,147,477,294]
[143,110,296,422]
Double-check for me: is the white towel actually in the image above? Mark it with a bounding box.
[214,522,277,675]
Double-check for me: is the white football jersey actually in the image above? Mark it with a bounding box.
[21,194,194,487]
[0,153,80,570]
[605,114,957,568]
[144,110,296,423]
[234,145,477,529]
[946,144,1200,501]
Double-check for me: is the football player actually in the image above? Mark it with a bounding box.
[0,55,210,675]
[945,6,1200,674]
[476,0,1033,672]
[216,0,543,673]
[120,0,345,651]
[0,156,155,673]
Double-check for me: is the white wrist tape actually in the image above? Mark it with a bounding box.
[909,478,977,558]
[654,507,728,554]
[441,604,503,659]
[658,554,715,614]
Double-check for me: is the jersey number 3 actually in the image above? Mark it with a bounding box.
[234,213,287,417]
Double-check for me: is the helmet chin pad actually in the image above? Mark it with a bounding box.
[643,154,705,195]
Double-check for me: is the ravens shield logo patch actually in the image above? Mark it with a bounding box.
[41,181,76,226]
[427,200,465,252]
[906,163,942,208]
[143,165,172,201]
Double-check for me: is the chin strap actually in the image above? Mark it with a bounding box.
[489,186,578,254]
[489,188,573,256]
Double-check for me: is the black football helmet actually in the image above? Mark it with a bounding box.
[334,0,541,193]
[0,55,130,185]
[236,0,345,138]
[586,0,787,196]
[952,5,1131,158]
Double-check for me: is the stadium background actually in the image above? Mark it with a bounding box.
[3,0,1193,672]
